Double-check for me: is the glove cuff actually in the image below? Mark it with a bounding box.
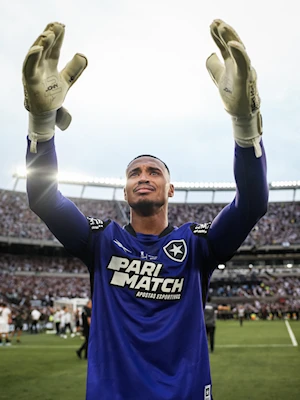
[28,111,56,153]
[232,112,263,158]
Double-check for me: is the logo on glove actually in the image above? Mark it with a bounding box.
[43,76,62,96]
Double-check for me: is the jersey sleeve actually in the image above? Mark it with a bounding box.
[26,137,91,265]
[207,141,268,262]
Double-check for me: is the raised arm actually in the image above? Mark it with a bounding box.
[26,138,90,261]
[23,23,90,261]
[206,20,268,261]
[208,141,268,261]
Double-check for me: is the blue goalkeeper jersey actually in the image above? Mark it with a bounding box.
[85,219,215,399]
[26,138,268,399]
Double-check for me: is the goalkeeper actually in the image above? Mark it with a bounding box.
[23,20,268,400]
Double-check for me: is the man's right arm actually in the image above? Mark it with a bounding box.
[26,136,90,262]
[23,22,90,263]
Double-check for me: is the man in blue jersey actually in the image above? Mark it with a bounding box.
[22,20,268,400]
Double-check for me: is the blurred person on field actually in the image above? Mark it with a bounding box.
[76,299,92,360]
[75,308,82,335]
[30,307,41,334]
[53,307,62,335]
[11,308,26,343]
[238,304,245,326]
[204,297,217,353]
[61,306,74,338]
[59,306,66,337]
[0,301,12,346]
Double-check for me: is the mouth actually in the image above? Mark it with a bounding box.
[134,186,155,194]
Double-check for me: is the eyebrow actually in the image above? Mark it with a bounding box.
[127,166,162,175]
[128,154,169,174]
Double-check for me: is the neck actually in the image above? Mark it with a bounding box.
[130,211,169,235]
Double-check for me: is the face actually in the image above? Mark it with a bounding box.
[124,156,174,215]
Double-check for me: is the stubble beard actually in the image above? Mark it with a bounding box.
[129,198,165,217]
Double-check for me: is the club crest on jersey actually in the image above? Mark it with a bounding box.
[191,222,211,236]
[163,239,187,262]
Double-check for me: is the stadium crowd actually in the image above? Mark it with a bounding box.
[0,189,123,240]
[1,189,300,245]
[0,272,90,305]
[1,254,300,300]
[1,253,300,321]
[209,276,300,298]
[1,189,300,332]
[167,201,300,246]
[0,253,86,274]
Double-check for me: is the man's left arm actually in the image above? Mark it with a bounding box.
[208,141,268,261]
[205,20,269,261]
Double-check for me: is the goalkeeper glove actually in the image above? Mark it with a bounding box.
[22,22,88,153]
[206,19,262,158]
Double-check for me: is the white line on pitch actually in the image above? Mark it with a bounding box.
[0,344,296,350]
[0,345,79,349]
[285,320,298,347]
[216,344,293,348]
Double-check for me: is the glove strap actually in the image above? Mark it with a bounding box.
[56,107,72,131]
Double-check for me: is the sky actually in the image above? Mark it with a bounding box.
[1,0,300,203]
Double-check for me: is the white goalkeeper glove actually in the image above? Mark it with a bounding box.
[206,19,263,158]
[22,22,88,153]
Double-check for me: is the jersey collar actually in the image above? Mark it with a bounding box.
[124,223,174,238]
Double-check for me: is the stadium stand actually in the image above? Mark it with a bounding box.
[1,189,300,322]
[1,189,300,245]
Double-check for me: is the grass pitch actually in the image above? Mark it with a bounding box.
[0,320,299,400]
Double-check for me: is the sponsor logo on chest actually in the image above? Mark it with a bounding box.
[107,256,185,301]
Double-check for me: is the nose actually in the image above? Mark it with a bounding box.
[138,176,150,184]
[137,170,150,183]
[136,168,150,183]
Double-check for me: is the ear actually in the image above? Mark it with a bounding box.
[123,187,127,201]
[168,183,175,198]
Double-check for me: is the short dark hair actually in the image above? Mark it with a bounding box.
[127,154,170,174]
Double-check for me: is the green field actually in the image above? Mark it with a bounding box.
[0,320,299,400]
